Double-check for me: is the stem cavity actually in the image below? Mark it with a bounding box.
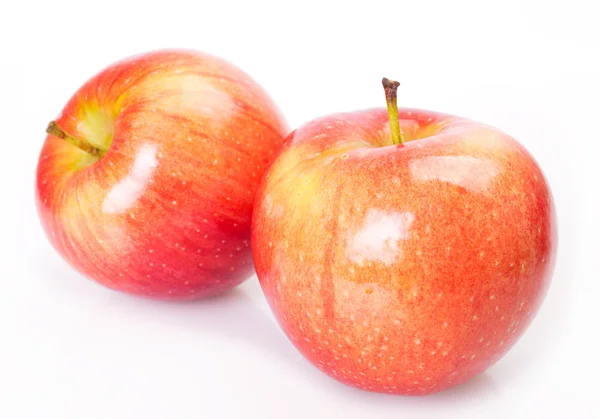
[46,121,105,157]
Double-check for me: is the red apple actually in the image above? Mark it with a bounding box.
[36,49,288,299]
[251,79,556,395]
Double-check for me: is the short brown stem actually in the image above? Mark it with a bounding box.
[46,121,105,157]
[382,78,404,145]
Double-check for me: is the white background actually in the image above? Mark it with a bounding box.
[2,0,599,418]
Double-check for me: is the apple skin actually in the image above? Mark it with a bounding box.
[36,50,288,299]
[251,108,556,395]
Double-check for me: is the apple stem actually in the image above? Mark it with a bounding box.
[46,121,105,157]
[382,78,404,146]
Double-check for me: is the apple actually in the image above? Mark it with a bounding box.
[36,49,288,299]
[251,79,556,395]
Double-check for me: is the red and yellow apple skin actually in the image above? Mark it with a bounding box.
[252,108,556,395]
[36,50,288,299]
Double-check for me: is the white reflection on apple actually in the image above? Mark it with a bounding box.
[348,209,415,266]
[409,155,499,193]
[102,144,158,214]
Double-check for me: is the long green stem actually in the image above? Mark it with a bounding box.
[382,78,404,145]
[46,121,105,157]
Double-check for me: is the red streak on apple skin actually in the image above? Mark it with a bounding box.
[36,50,288,299]
[252,108,556,395]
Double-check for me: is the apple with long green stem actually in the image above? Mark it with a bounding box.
[251,78,556,395]
[36,49,288,299]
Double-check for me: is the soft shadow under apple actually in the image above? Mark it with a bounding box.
[107,281,300,365]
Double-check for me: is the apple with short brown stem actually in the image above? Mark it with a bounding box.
[251,78,556,395]
[37,49,288,299]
